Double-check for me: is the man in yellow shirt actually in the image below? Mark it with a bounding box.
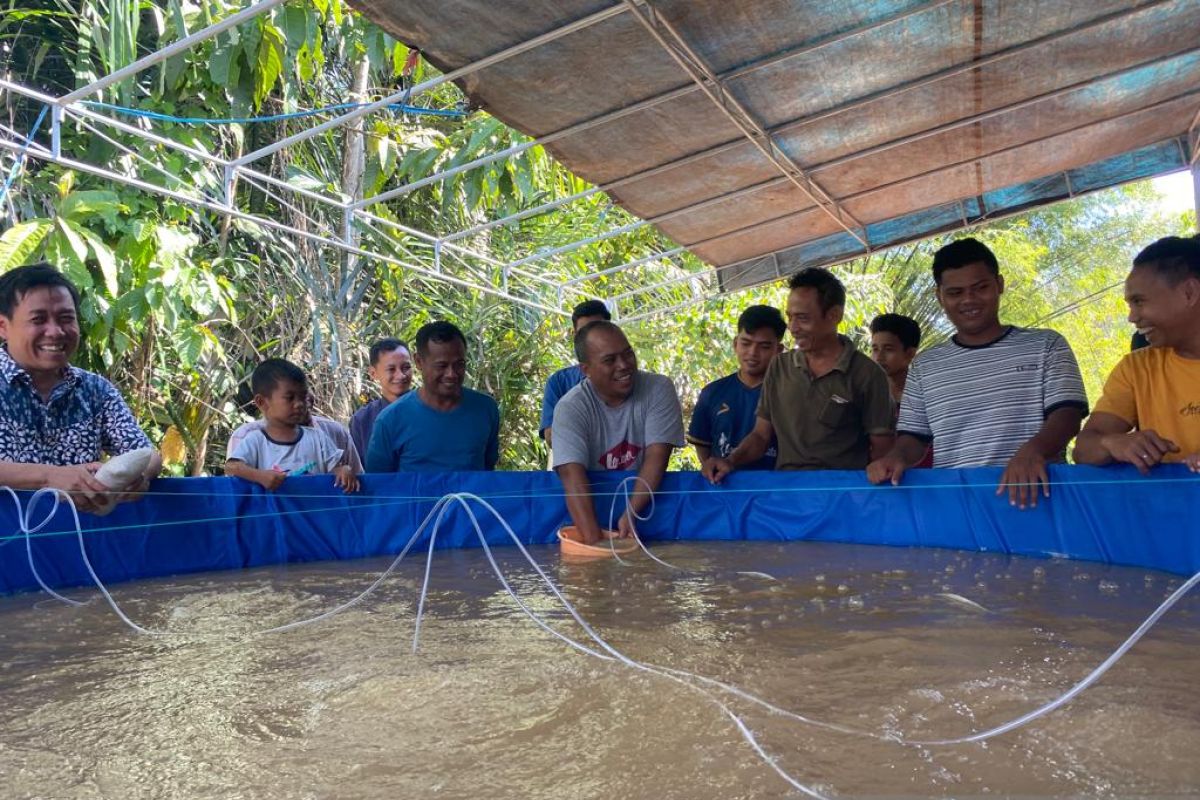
[1075,235,1200,472]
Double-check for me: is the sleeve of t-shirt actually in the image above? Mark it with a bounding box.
[364,407,399,472]
[857,357,896,435]
[349,407,370,459]
[1092,354,1137,426]
[98,378,152,456]
[686,383,715,446]
[321,419,362,473]
[228,430,264,468]
[1042,331,1089,416]
[310,428,346,474]
[551,391,591,469]
[342,436,364,474]
[646,375,686,447]
[485,397,500,471]
[757,359,780,421]
[896,356,932,441]
[539,371,565,439]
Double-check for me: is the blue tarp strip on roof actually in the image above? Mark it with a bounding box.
[2,466,1197,595]
[721,137,1190,292]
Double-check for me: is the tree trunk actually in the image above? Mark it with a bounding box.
[339,54,371,301]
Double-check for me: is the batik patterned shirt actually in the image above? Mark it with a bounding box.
[0,347,151,466]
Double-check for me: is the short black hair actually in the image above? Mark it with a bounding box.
[932,237,999,284]
[573,319,624,363]
[571,299,611,327]
[787,267,845,312]
[870,313,922,350]
[737,304,786,339]
[251,358,307,396]
[0,262,81,317]
[369,337,408,365]
[1132,235,1200,284]
[415,320,467,355]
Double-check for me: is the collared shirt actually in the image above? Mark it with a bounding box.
[0,346,151,466]
[757,335,894,470]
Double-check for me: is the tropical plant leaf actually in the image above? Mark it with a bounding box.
[0,220,52,271]
[76,225,119,296]
[252,22,284,110]
[58,189,120,222]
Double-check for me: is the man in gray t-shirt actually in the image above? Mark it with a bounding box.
[552,321,684,544]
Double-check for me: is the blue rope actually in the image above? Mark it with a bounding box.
[0,104,49,206]
[80,98,465,125]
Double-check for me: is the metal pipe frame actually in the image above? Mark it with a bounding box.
[352,0,955,213]
[444,186,603,243]
[60,0,287,104]
[621,0,870,249]
[0,136,569,317]
[0,78,519,284]
[352,209,503,267]
[621,292,719,324]
[558,246,687,288]
[609,267,714,304]
[673,53,1200,255]
[231,4,628,168]
[500,218,649,272]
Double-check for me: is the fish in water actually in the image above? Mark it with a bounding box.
[736,571,778,581]
[936,592,992,614]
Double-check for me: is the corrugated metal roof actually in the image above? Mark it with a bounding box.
[349,0,1199,293]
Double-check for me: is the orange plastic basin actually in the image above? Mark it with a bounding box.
[557,526,639,559]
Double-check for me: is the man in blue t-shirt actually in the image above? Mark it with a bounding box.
[539,299,611,448]
[365,321,499,472]
[687,305,785,470]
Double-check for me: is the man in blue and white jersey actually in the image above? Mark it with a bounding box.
[687,304,785,470]
[866,238,1088,509]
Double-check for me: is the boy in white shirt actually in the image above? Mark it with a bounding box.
[225,359,359,493]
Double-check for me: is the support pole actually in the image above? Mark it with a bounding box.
[1192,159,1199,225]
[50,106,62,158]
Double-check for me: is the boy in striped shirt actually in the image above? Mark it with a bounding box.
[866,238,1088,509]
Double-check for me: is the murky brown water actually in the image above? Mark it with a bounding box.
[0,541,1197,799]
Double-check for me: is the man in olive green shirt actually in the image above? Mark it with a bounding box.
[704,268,894,481]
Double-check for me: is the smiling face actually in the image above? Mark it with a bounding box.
[0,286,80,384]
[1124,263,1200,349]
[580,325,637,404]
[734,326,783,380]
[415,337,467,403]
[786,287,841,352]
[936,261,1004,340]
[370,346,414,403]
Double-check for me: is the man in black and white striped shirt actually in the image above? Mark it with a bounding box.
[867,238,1088,509]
